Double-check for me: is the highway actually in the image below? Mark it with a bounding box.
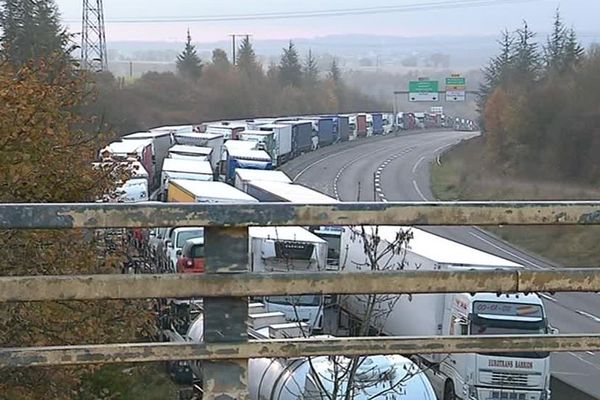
[281,130,600,399]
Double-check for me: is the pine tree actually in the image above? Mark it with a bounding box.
[0,0,69,66]
[279,41,302,87]
[478,29,514,112]
[512,20,540,80]
[211,48,230,70]
[237,36,260,77]
[544,9,566,72]
[303,49,319,86]
[328,58,342,83]
[562,28,585,70]
[176,29,203,80]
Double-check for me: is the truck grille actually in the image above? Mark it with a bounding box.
[480,371,531,387]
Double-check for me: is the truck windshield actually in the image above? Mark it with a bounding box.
[267,295,321,306]
[471,316,549,358]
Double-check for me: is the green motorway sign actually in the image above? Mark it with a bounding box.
[409,80,439,92]
[445,77,466,86]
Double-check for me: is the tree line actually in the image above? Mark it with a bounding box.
[94,33,385,134]
[478,11,600,183]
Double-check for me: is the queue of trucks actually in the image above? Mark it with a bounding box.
[97,111,534,400]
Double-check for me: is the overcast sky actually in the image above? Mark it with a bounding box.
[55,0,600,43]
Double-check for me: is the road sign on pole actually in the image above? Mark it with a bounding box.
[445,76,466,102]
[409,80,439,102]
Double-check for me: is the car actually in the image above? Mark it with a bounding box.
[176,237,205,273]
[164,227,204,273]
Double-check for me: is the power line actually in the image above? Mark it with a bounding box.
[64,0,545,24]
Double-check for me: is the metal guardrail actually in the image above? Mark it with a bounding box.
[2,201,600,228]
[0,269,599,301]
[2,202,600,400]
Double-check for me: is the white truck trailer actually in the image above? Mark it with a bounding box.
[249,226,328,332]
[205,121,247,140]
[234,169,291,192]
[338,226,552,400]
[167,179,258,204]
[121,130,173,189]
[244,181,338,204]
[160,158,213,200]
[167,144,212,161]
[257,123,293,165]
[170,132,224,175]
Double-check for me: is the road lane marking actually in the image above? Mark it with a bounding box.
[576,310,600,323]
[468,232,544,270]
[540,293,557,302]
[568,352,600,371]
[433,143,456,154]
[412,156,426,173]
[412,180,428,201]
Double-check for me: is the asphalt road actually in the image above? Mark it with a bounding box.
[281,130,600,399]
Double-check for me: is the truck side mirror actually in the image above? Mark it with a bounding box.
[166,240,173,249]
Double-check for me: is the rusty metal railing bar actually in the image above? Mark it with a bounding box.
[2,201,600,229]
[2,334,600,368]
[0,269,598,302]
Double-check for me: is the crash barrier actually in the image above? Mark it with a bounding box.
[1,201,600,399]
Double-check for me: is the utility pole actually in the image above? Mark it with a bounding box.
[81,0,108,72]
[228,33,253,66]
[229,34,237,66]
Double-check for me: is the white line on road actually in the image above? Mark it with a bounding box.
[576,310,600,323]
[539,293,557,302]
[412,180,429,201]
[569,352,600,371]
[587,351,596,356]
[433,143,456,154]
[468,232,544,270]
[412,156,426,173]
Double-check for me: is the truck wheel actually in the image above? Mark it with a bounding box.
[443,380,456,400]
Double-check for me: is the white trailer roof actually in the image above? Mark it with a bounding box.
[258,123,288,129]
[176,132,223,140]
[235,169,291,184]
[228,148,271,161]
[224,140,257,152]
[169,145,212,155]
[122,131,171,139]
[151,125,194,133]
[375,226,522,268]
[249,226,326,243]
[162,158,213,175]
[241,130,273,136]
[171,180,257,202]
[250,181,338,204]
[104,139,152,155]
[280,120,313,125]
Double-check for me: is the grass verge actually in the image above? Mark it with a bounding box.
[431,136,600,267]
